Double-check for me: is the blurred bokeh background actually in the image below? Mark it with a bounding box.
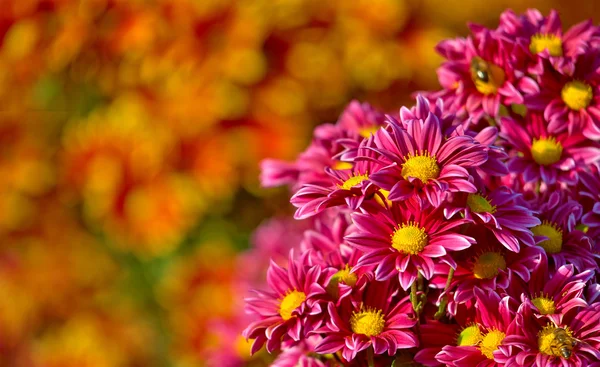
[0,0,597,366]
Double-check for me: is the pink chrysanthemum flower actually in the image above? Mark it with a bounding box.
[507,255,594,326]
[428,28,529,123]
[500,114,600,185]
[260,101,386,190]
[498,302,600,366]
[346,203,474,290]
[313,279,418,362]
[529,192,595,271]
[497,9,600,75]
[580,164,600,235]
[436,288,516,366]
[523,51,600,140]
[271,335,329,367]
[442,240,542,307]
[243,252,336,354]
[445,186,540,252]
[291,141,383,219]
[368,96,489,207]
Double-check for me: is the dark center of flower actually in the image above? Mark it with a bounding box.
[529,33,563,56]
[472,252,507,279]
[561,81,593,110]
[350,307,385,337]
[531,221,563,254]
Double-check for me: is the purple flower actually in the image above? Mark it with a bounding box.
[243,251,336,354]
[346,203,474,290]
[313,279,418,362]
[368,96,488,207]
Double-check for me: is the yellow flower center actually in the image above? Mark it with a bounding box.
[538,324,575,358]
[472,252,507,279]
[470,56,506,95]
[326,265,358,298]
[561,81,593,110]
[480,330,506,359]
[391,222,428,255]
[374,189,392,208]
[529,34,563,56]
[532,221,563,254]
[350,307,385,337]
[339,173,369,190]
[467,194,496,214]
[333,161,353,170]
[279,290,306,321]
[401,153,440,183]
[531,137,563,166]
[457,325,483,346]
[532,295,556,315]
[359,126,380,138]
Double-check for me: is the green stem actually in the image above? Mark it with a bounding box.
[367,346,375,367]
[434,267,455,320]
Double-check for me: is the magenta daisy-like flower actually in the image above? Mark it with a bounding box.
[506,255,593,326]
[291,141,383,219]
[529,192,596,271]
[580,164,600,234]
[243,252,336,354]
[523,51,600,140]
[498,301,600,366]
[368,96,488,207]
[444,240,542,307]
[436,288,516,366]
[346,203,474,290]
[500,114,600,185]
[497,9,600,75]
[414,320,461,366]
[428,28,528,123]
[313,279,418,362]
[445,186,540,252]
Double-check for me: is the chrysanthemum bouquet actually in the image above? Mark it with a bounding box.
[243,9,600,367]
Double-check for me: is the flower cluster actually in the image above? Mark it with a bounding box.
[245,9,600,367]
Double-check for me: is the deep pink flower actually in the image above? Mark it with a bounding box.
[367,96,488,207]
[428,28,529,123]
[414,321,460,366]
[346,203,474,290]
[506,255,594,326]
[436,288,516,366]
[243,252,336,354]
[497,9,600,75]
[313,279,418,362]
[498,301,600,367]
[271,336,329,367]
[291,140,383,219]
[445,186,540,252]
[500,114,600,185]
[523,51,600,140]
[529,192,595,271]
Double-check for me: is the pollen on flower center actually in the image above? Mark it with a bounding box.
[467,194,496,214]
[480,329,506,359]
[391,222,428,255]
[561,81,593,110]
[457,324,483,346]
[532,295,556,315]
[279,290,306,321]
[532,221,563,254]
[339,173,369,190]
[350,307,385,337]
[359,126,380,138]
[326,265,358,298]
[531,137,563,166]
[401,153,440,183]
[529,33,563,56]
[333,161,353,170]
[472,252,507,279]
[538,324,575,358]
[470,56,506,95]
